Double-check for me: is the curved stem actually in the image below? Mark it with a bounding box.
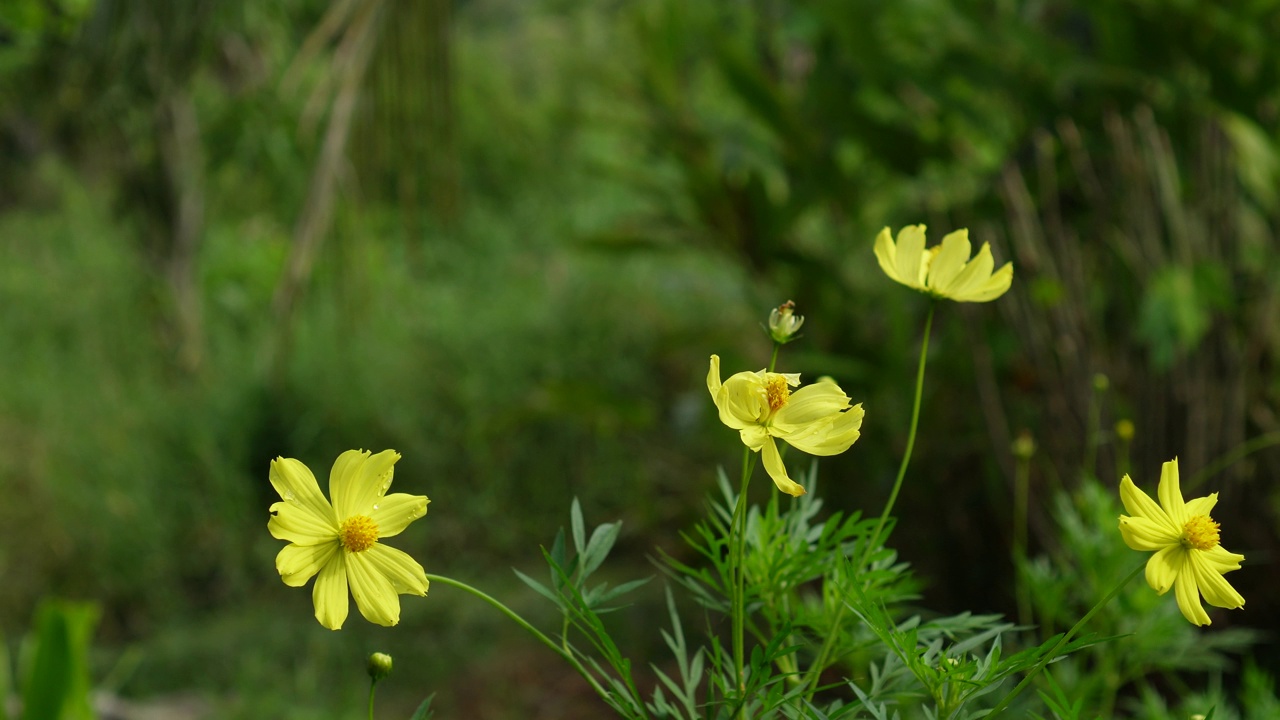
[1186,431,1280,491]
[859,303,934,569]
[986,562,1144,717]
[730,446,757,716]
[426,573,611,701]
[803,305,934,701]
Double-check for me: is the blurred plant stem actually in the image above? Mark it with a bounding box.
[987,561,1144,717]
[1013,449,1032,628]
[804,303,935,700]
[730,446,755,716]
[1186,430,1280,492]
[425,574,612,702]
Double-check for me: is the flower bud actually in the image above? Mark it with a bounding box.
[1092,373,1110,392]
[367,652,393,682]
[1011,431,1036,460]
[767,301,804,344]
[1115,419,1135,443]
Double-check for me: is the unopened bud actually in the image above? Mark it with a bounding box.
[767,301,804,344]
[1012,431,1036,460]
[367,652,393,682]
[1092,373,1110,392]
[1115,419,1135,443]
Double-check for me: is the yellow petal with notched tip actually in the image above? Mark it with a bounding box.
[893,225,928,289]
[771,381,851,431]
[760,436,805,496]
[269,500,338,545]
[1119,475,1177,534]
[1173,559,1211,626]
[371,493,429,538]
[1157,458,1188,525]
[1189,552,1244,609]
[926,229,972,292]
[873,227,902,283]
[270,458,334,525]
[1118,514,1178,551]
[365,543,429,596]
[313,551,349,630]
[276,541,340,587]
[1144,544,1181,594]
[782,405,864,456]
[1183,492,1217,518]
[347,551,402,626]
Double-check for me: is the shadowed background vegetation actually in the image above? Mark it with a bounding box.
[2,0,1279,717]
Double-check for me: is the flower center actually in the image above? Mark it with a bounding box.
[339,515,380,553]
[1181,515,1220,551]
[765,375,790,411]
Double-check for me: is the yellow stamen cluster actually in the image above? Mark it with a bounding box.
[340,515,380,553]
[1182,515,1220,551]
[766,375,790,411]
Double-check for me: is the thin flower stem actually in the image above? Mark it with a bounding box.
[426,574,612,702]
[730,445,757,717]
[803,304,935,701]
[1186,430,1280,491]
[367,680,376,720]
[986,561,1144,717]
[860,303,934,570]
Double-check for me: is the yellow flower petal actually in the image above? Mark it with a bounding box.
[1198,545,1245,573]
[760,437,805,496]
[707,354,723,400]
[782,404,864,456]
[1118,514,1178,551]
[313,552,350,630]
[926,229,971,292]
[270,458,335,527]
[371,493,429,538]
[1157,458,1187,525]
[1173,559,1211,626]
[269,500,338,545]
[771,381,851,431]
[365,544,429,596]
[1183,493,1218,518]
[956,262,1013,302]
[276,541,340,587]
[893,224,928,289]
[1144,544,1181,595]
[1189,552,1244,609]
[738,424,769,451]
[1119,475,1177,534]
[873,227,901,283]
[346,551,402,626]
[331,449,400,520]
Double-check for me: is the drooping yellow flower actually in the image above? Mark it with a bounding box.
[707,355,864,496]
[268,449,429,630]
[873,225,1013,302]
[1118,458,1245,626]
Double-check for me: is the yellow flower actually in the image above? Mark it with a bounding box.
[268,449,429,630]
[873,225,1013,302]
[707,355,864,496]
[1118,458,1245,626]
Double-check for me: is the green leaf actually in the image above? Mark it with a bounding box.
[20,600,99,720]
[571,497,586,556]
[409,694,436,720]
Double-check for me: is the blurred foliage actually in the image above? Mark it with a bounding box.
[1,0,1279,717]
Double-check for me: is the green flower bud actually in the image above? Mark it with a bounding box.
[1011,432,1036,460]
[1092,373,1110,392]
[767,300,804,344]
[1115,419,1135,442]
[367,652,393,682]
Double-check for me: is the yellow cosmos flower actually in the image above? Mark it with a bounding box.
[707,355,864,496]
[873,225,1013,302]
[268,449,429,630]
[1118,458,1245,626]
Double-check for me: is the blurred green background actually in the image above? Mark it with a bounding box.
[2,0,1279,717]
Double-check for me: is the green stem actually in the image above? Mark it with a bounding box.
[730,446,757,715]
[803,304,934,701]
[859,303,934,569]
[768,343,780,373]
[1186,431,1280,491]
[367,679,377,720]
[1013,453,1031,627]
[426,574,611,702]
[986,562,1144,717]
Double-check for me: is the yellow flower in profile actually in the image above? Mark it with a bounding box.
[268,449,429,630]
[1118,458,1245,626]
[707,355,864,496]
[873,225,1013,302]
